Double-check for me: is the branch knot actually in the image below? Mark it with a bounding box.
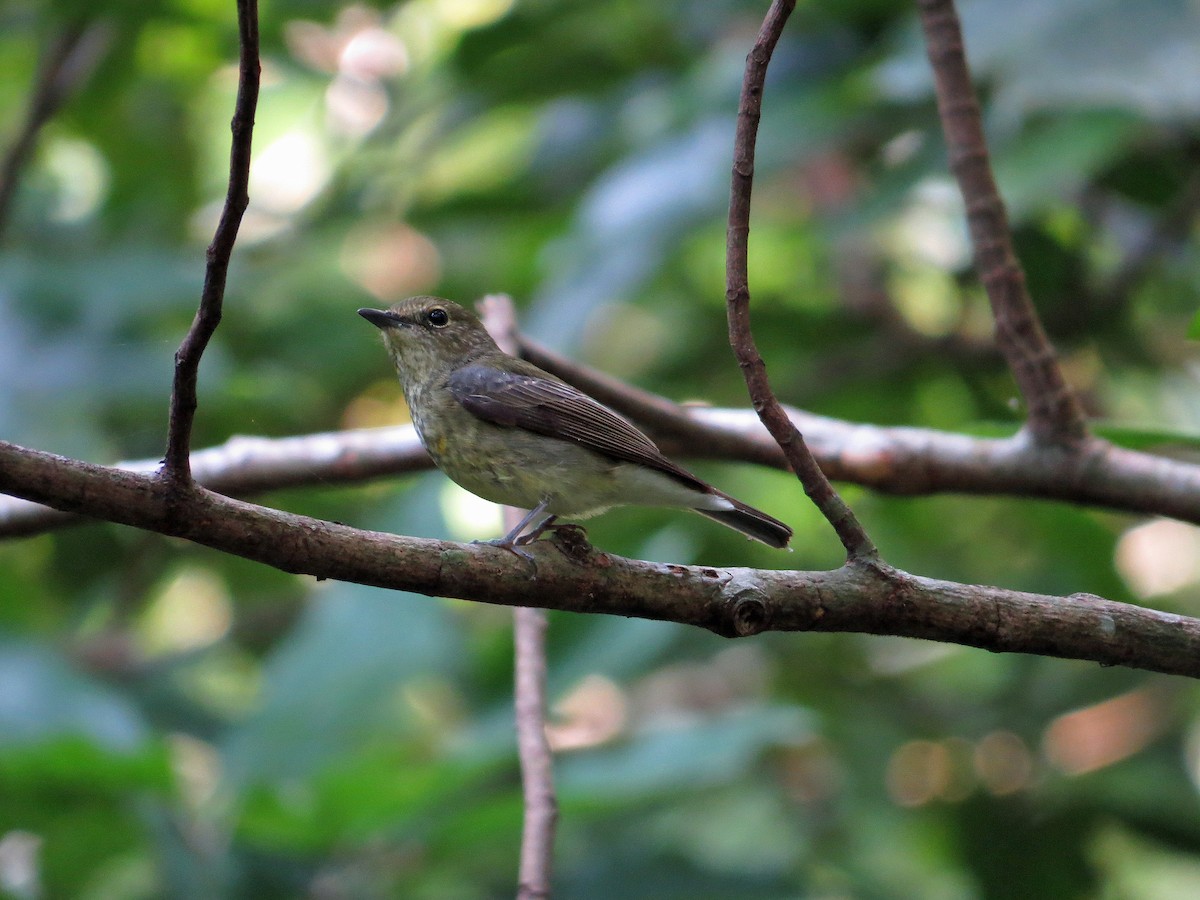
[725,581,771,637]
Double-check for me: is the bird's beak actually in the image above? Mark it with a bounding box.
[357,308,405,329]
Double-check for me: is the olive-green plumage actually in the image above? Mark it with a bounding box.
[358,297,791,549]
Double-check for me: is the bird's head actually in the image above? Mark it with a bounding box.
[358,297,498,381]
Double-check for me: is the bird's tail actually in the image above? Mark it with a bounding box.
[694,492,792,549]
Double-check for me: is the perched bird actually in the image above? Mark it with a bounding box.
[358,297,792,552]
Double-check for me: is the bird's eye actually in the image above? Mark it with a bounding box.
[426,307,449,328]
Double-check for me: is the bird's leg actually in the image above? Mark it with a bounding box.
[474,500,552,560]
[500,501,550,544]
[514,514,558,546]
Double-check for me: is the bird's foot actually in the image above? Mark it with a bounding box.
[473,537,536,562]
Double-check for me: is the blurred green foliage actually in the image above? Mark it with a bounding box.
[3,0,1200,896]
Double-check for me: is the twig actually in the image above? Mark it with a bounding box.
[478,295,557,900]
[163,0,260,482]
[3,438,1200,680]
[0,21,111,241]
[726,0,877,562]
[916,0,1088,447]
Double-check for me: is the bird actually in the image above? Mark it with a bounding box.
[358,297,792,553]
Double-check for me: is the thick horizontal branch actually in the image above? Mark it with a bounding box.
[5,404,1200,538]
[521,337,1200,521]
[0,439,1196,679]
[694,410,1200,521]
[0,427,427,537]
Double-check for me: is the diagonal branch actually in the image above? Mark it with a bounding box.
[2,437,1199,680]
[726,0,877,562]
[163,0,260,482]
[917,0,1089,447]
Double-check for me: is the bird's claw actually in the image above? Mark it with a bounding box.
[472,537,536,562]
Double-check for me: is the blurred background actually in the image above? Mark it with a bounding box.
[3,0,1200,896]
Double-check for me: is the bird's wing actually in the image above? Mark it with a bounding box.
[447,363,708,492]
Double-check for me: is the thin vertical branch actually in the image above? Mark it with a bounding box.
[512,579,557,899]
[726,0,877,562]
[162,0,261,483]
[0,21,111,242]
[916,0,1088,447]
[479,296,557,900]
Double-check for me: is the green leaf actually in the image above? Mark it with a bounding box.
[220,582,463,788]
[557,706,813,801]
